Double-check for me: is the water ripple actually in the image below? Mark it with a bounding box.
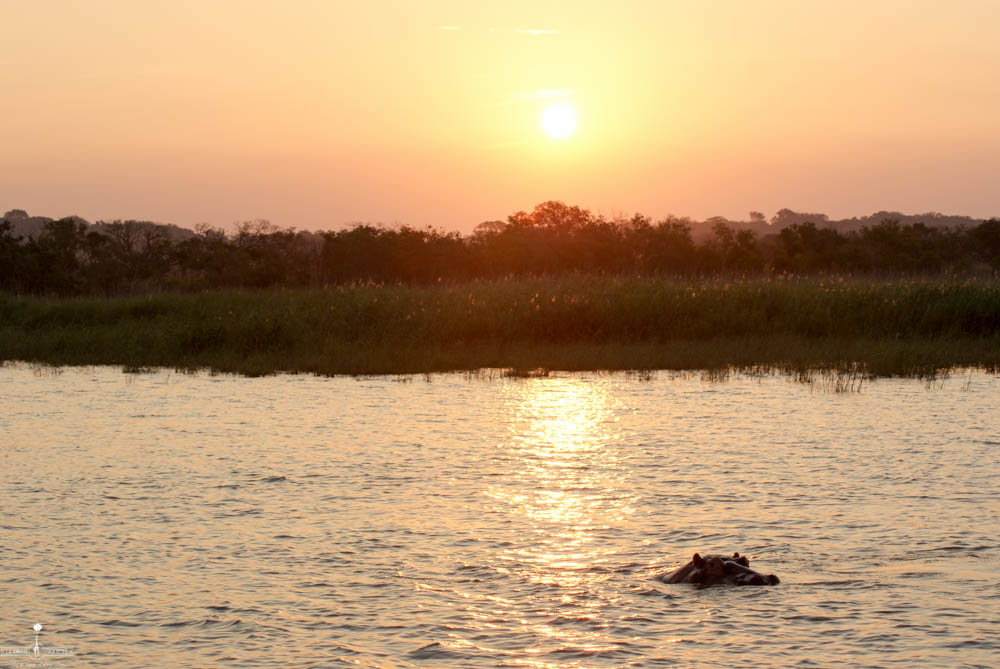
[1,366,998,667]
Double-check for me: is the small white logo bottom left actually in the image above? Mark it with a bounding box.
[0,623,74,660]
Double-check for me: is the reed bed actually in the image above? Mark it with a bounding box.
[2,276,999,378]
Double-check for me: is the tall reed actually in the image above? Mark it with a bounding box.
[2,276,998,376]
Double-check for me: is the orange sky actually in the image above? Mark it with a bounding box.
[3,1,999,231]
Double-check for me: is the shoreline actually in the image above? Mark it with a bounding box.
[3,278,999,378]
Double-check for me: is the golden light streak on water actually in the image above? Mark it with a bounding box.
[484,376,640,659]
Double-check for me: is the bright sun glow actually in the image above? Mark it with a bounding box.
[541,103,577,139]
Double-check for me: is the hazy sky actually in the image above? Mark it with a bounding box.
[3,0,999,231]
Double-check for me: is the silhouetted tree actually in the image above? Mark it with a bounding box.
[0,221,25,292]
[1,203,998,296]
[970,219,1000,268]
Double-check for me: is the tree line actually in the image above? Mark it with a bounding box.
[2,201,999,295]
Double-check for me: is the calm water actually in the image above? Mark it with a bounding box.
[2,364,998,668]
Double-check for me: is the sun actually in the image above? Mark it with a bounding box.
[541,103,577,139]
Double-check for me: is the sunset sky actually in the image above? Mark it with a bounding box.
[3,1,999,232]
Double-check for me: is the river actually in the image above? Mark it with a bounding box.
[2,364,997,667]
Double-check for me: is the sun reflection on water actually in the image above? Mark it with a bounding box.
[486,377,637,588]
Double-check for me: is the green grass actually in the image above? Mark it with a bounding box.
[2,276,999,377]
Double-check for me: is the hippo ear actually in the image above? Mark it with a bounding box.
[732,552,740,558]
[692,553,705,568]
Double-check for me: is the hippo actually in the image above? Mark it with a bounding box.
[660,552,779,586]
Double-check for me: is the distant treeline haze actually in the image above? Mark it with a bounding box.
[2,201,999,295]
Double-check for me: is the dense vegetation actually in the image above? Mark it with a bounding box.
[3,202,997,377]
[2,201,999,296]
[2,277,998,377]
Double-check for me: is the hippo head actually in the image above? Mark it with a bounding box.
[691,553,727,584]
[661,551,779,586]
[730,552,750,568]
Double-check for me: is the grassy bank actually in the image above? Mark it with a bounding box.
[2,277,999,377]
